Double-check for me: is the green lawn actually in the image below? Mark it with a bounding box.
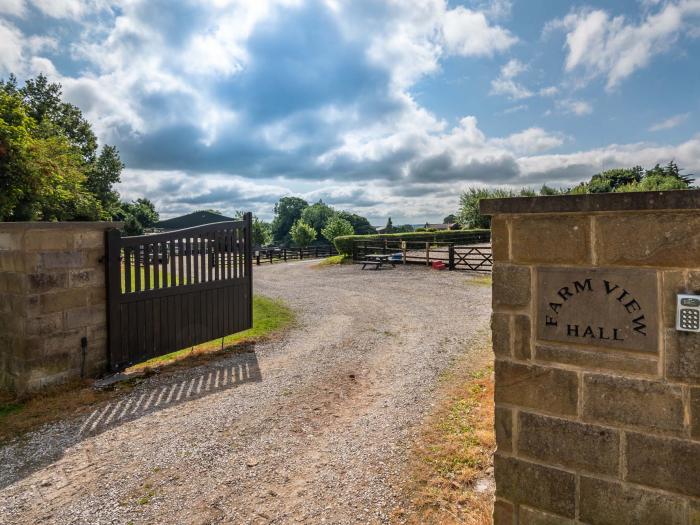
[121,265,184,292]
[132,294,295,368]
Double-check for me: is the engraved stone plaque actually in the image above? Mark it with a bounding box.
[537,267,659,353]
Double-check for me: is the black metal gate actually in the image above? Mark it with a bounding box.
[105,213,253,371]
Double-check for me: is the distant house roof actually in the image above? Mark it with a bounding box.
[155,211,235,230]
[424,223,460,230]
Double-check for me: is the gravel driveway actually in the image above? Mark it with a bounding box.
[0,261,491,524]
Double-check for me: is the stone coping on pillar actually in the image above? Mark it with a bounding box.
[480,189,700,216]
[0,221,123,230]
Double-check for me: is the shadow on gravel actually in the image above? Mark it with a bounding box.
[0,350,262,490]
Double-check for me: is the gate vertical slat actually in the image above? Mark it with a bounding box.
[214,231,220,281]
[134,246,142,292]
[193,237,200,285]
[227,229,233,279]
[169,239,176,287]
[124,246,132,293]
[198,235,204,283]
[186,237,192,286]
[177,237,184,287]
[158,242,165,288]
[146,243,153,291]
[238,229,244,278]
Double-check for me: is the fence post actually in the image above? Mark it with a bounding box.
[425,242,430,266]
[105,228,122,371]
[283,248,287,261]
[448,243,455,270]
[269,251,272,264]
[256,252,260,265]
[383,239,387,255]
[315,246,318,258]
[300,247,303,260]
[401,241,406,265]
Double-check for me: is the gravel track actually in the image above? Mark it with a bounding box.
[0,261,491,524]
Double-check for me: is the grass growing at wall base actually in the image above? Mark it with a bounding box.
[130,295,295,369]
[0,402,24,421]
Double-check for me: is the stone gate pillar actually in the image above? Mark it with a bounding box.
[481,190,700,524]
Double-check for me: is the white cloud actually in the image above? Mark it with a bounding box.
[442,6,517,57]
[4,0,700,224]
[28,0,103,19]
[649,112,690,131]
[493,127,566,154]
[548,1,700,89]
[477,0,513,20]
[0,0,26,17]
[490,59,533,99]
[501,104,528,114]
[556,98,593,116]
[0,20,24,74]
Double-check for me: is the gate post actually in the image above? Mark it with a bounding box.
[244,212,253,327]
[482,190,700,524]
[448,243,455,270]
[105,228,123,371]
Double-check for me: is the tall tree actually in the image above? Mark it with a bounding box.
[289,219,316,247]
[336,211,376,235]
[87,145,124,212]
[252,216,273,246]
[271,196,308,245]
[300,200,335,238]
[321,215,354,243]
[0,89,103,221]
[457,188,516,229]
[1,74,126,220]
[20,74,98,164]
[116,198,159,235]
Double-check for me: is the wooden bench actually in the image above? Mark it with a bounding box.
[360,260,382,270]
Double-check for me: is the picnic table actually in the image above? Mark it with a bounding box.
[359,253,397,270]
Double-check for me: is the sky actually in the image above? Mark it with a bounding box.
[1,0,699,223]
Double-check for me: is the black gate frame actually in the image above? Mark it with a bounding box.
[105,213,253,371]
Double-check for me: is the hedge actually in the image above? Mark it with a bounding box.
[333,229,490,255]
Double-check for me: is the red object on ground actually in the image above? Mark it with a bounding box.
[431,261,446,270]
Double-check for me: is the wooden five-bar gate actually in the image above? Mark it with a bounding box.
[105,214,253,371]
[352,238,493,273]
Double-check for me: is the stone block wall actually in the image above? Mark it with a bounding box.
[482,190,700,524]
[0,222,119,394]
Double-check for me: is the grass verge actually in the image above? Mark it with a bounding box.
[399,342,495,525]
[465,275,492,287]
[129,294,294,370]
[313,254,351,267]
